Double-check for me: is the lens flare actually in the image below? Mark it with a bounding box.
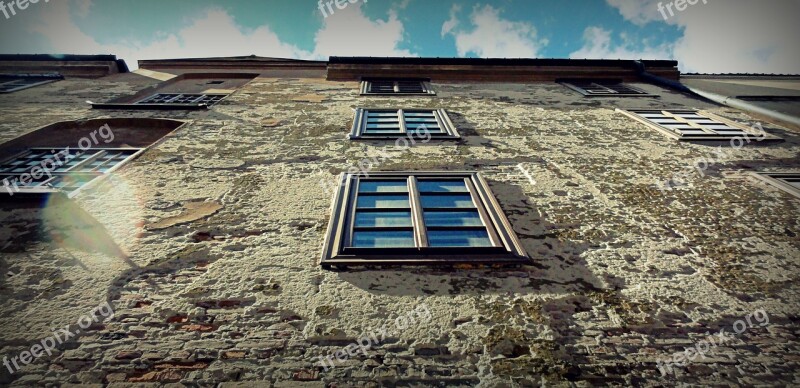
[41,173,145,261]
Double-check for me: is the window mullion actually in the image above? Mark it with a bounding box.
[464,177,502,247]
[397,109,407,134]
[662,111,716,134]
[408,177,428,248]
[165,94,183,103]
[64,150,106,172]
[593,83,617,94]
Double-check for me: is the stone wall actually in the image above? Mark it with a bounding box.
[0,71,798,386]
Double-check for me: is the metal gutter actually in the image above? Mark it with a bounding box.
[635,61,800,127]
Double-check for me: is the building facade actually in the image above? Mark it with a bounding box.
[0,55,798,386]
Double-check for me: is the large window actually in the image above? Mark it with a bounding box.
[560,79,654,97]
[0,148,141,198]
[321,172,529,268]
[617,109,783,142]
[0,74,62,93]
[360,79,435,95]
[350,108,460,140]
[751,172,800,199]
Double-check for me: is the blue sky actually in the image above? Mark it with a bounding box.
[0,0,798,73]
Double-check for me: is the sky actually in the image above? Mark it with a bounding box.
[0,0,798,73]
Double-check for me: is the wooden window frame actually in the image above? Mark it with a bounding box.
[349,108,460,140]
[320,171,530,268]
[750,172,800,199]
[0,147,144,198]
[559,79,656,97]
[616,109,784,142]
[360,79,436,96]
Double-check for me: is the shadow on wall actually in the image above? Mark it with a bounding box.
[335,180,609,296]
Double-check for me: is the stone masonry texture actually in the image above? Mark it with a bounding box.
[0,70,798,387]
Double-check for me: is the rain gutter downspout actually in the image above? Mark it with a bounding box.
[634,60,800,127]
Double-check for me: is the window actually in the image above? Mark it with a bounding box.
[751,172,800,199]
[0,148,141,198]
[350,108,460,140]
[560,79,654,97]
[321,172,530,268]
[0,74,62,93]
[360,79,435,95]
[617,109,783,142]
[136,93,227,106]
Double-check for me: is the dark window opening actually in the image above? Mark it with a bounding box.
[0,73,63,93]
[361,79,435,95]
[560,79,655,97]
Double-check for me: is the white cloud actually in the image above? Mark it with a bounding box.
[606,0,800,73]
[441,4,461,37]
[312,2,414,58]
[570,26,672,60]
[15,0,416,69]
[604,0,665,26]
[25,1,311,69]
[442,4,548,58]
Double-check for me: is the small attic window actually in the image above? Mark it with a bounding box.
[360,79,435,95]
[559,79,655,97]
[206,80,225,85]
[0,73,63,93]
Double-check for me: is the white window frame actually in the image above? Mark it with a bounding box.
[617,109,783,142]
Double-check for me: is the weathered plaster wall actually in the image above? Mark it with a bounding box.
[0,72,798,387]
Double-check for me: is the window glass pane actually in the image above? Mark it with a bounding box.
[353,231,415,248]
[421,194,474,208]
[359,181,408,193]
[357,195,410,209]
[428,230,492,247]
[424,211,483,227]
[355,211,413,227]
[418,180,468,193]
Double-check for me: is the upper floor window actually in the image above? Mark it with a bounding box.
[320,171,529,268]
[360,79,435,95]
[617,109,783,142]
[751,172,800,199]
[91,73,257,110]
[136,93,227,106]
[560,79,654,97]
[350,108,459,140]
[0,73,62,93]
[0,118,184,200]
[1,148,141,198]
